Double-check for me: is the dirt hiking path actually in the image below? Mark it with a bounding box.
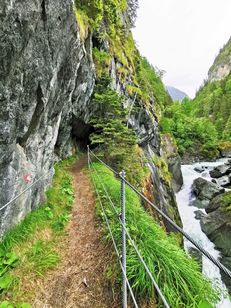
[33,156,119,308]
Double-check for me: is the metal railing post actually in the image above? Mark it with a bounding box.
[87,145,90,168]
[120,170,127,308]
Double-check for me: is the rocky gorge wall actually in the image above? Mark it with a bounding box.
[0,0,95,236]
[208,37,231,82]
[0,0,182,236]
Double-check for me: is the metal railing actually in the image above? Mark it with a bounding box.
[0,170,52,213]
[88,147,170,308]
[87,146,231,308]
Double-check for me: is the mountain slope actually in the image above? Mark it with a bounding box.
[208,37,231,82]
[166,86,188,101]
[194,37,231,143]
[160,37,231,160]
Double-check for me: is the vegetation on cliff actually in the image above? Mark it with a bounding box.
[75,0,172,188]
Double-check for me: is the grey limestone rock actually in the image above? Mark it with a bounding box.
[0,0,95,236]
[209,164,231,178]
[192,177,225,201]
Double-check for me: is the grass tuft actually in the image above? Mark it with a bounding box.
[0,156,76,304]
[90,162,220,307]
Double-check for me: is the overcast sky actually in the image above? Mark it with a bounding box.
[132,0,231,98]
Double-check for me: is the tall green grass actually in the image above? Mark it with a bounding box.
[0,156,76,305]
[90,162,220,307]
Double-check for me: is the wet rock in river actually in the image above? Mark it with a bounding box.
[194,210,206,220]
[215,175,231,188]
[192,177,225,201]
[188,247,202,270]
[194,166,208,173]
[190,199,209,209]
[210,164,231,178]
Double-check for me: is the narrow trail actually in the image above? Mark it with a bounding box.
[34,156,118,308]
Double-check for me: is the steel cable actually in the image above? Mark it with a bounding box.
[88,149,231,280]
[0,170,52,212]
[89,156,170,308]
[89,162,139,308]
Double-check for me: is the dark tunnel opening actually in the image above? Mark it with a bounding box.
[72,117,95,152]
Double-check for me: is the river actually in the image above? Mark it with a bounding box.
[176,158,231,308]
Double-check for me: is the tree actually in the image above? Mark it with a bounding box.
[90,75,136,150]
[126,0,139,27]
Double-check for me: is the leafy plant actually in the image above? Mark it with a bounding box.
[0,275,14,291]
[51,214,70,232]
[0,301,30,308]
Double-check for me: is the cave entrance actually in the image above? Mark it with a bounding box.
[72,117,94,152]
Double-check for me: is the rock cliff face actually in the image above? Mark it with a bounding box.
[0,0,181,236]
[0,0,95,236]
[208,37,231,82]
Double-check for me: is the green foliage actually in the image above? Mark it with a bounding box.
[218,191,231,213]
[51,214,70,232]
[92,48,111,77]
[75,0,128,36]
[74,8,90,40]
[90,75,136,148]
[126,0,139,26]
[136,57,171,108]
[152,155,172,186]
[0,275,15,291]
[0,302,30,308]
[0,157,76,304]
[194,73,231,142]
[160,100,219,158]
[26,240,59,276]
[76,1,170,113]
[89,76,150,187]
[90,162,220,306]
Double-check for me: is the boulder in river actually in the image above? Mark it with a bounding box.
[201,191,231,292]
[201,210,231,257]
[205,195,222,213]
[188,247,202,270]
[194,210,206,220]
[209,164,231,178]
[161,134,183,192]
[220,147,231,158]
[194,166,208,173]
[190,199,209,209]
[215,175,231,188]
[220,257,231,292]
[192,177,225,201]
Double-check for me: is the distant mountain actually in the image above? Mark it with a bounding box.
[166,86,188,101]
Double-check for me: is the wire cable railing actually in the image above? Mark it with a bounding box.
[89,161,139,308]
[0,170,52,213]
[88,148,231,280]
[88,152,170,308]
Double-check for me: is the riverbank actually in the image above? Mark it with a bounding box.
[176,158,231,307]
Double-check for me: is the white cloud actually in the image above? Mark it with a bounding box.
[132,0,231,98]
